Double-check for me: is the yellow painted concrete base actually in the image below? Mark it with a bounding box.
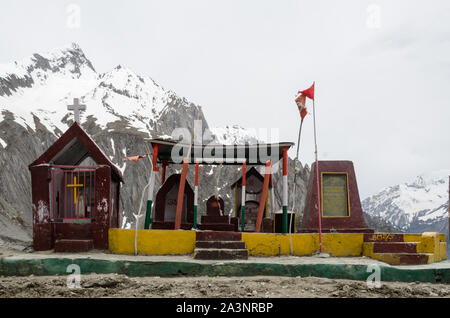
[108,229,447,265]
[109,229,364,257]
[362,232,447,265]
[241,233,363,257]
[109,229,195,255]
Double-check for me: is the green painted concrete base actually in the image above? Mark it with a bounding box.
[240,206,245,232]
[1,257,449,284]
[282,205,288,234]
[193,205,198,230]
[144,200,153,229]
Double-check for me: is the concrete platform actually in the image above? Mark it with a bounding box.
[1,249,449,283]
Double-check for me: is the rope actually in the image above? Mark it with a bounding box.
[289,117,304,255]
[133,181,150,255]
[133,143,154,256]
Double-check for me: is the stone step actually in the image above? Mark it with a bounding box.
[363,233,407,243]
[196,231,242,242]
[193,248,248,260]
[372,252,431,265]
[54,223,93,240]
[373,242,418,254]
[195,240,246,249]
[54,239,93,253]
[201,215,231,223]
[198,223,236,232]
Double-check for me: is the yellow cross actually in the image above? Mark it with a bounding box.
[66,176,84,204]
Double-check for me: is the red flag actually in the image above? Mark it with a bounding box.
[300,107,307,120]
[298,82,315,100]
[123,153,148,163]
[295,94,308,120]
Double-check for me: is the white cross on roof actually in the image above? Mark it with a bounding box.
[67,98,86,123]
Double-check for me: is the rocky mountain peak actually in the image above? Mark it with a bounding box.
[0,42,96,97]
[362,170,449,235]
[31,42,96,76]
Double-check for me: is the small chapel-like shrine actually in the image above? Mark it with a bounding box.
[29,99,123,252]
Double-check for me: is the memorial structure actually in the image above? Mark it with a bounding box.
[29,99,123,252]
[198,196,239,231]
[230,167,273,232]
[152,174,195,230]
[299,160,374,233]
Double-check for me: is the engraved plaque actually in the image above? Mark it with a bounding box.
[321,173,349,217]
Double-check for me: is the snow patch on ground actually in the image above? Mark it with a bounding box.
[0,137,7,148]
[110,138,115,155]
[118,161,127,175]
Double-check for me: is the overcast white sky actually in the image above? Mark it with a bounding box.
[1,0,450,199]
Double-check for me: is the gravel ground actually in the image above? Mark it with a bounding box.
[0,274,449,298]
[1,243,449,298]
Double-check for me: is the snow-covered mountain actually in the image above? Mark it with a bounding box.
[0,43,260,144]
[0,43,206,135]
[210,125,261,145]
[362,170,450,236]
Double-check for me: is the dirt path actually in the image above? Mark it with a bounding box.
[0,274,449,298]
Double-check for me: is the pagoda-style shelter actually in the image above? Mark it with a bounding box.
[143,139,294,233]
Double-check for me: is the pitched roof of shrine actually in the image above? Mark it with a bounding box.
[146,138,294,165]
[29,122,123,182]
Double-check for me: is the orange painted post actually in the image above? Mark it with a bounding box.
[255,161,271,233]
[152,144,159,172]
[175,157,189,230]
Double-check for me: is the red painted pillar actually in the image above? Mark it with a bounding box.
[175,157,189,230]
[193,162,199,229]
[145,144,160,229]
[240,161,247,232]
[282,146,289,234]
[255,161,271,233]
[30,165,53,251]
[93,166,111,249]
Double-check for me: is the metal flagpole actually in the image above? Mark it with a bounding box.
[296,119,304,160]
[312,97,323,253]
